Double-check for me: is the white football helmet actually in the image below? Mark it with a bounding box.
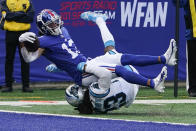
[65,84,85,107]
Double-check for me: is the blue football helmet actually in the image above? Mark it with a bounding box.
[65,84,85,107]
[36,9,63,35]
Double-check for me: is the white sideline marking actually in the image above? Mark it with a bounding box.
[133,99,196,104]
[0,110,195,126]
[0,101,67,106]
[0,99,196,106]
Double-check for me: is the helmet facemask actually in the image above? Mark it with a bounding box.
[45,17,62,35]
[65,84,86,107]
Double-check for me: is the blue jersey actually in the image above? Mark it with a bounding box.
[38,27,87,85]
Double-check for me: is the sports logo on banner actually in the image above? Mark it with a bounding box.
[59,0,168,28]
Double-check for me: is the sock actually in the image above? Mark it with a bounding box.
[104,40,115,48]
[115,65,154,87]
[121,54,164,66]
[96,17,115,47]
[150,79,155,88]
[160,55,166,64]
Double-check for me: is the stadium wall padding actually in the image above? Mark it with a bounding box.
[0,0,186,85]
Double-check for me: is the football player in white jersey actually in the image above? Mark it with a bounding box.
[66,66,140,114]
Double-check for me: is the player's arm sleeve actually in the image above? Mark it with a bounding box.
[61,27,71,39]
[21,47,43,63]
[38,36,54,48]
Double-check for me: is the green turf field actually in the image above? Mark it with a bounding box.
[0,86,196,124]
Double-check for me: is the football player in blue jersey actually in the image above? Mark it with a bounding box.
[19,9,176,95]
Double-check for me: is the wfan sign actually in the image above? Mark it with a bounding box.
[121,0,168,27]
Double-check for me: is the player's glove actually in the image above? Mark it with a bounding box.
[19,32,40,52]
[19,32,36,43]
[46,64,62,72]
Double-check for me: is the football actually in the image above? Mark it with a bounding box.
[22,36,40,52]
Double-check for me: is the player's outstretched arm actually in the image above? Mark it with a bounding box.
[20,46,44,63]
[19,32,44,63]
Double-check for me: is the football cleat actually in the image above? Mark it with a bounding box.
[80,11,108,23]
[153,66,167,93]
[164,39,177,66]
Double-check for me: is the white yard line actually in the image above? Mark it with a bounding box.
[133,99,196,104]
[0,101,67,106]
[0,99,196,106]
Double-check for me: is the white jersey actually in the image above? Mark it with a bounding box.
[89,77,139,113]
[82,50,122,87]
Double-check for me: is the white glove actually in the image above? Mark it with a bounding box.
[46,64,62,72]
[19,32,36,43]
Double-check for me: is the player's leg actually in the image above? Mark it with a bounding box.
[81,11,177,66]
[82,61,112,94]
[89,62,167,93]
[90,39,177,67]
[95,15,116,51]
[96,41,177,66]
[115,65,167,93]
[83,60,167,93]
[81,11,116,53]
[121,39,177,66]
